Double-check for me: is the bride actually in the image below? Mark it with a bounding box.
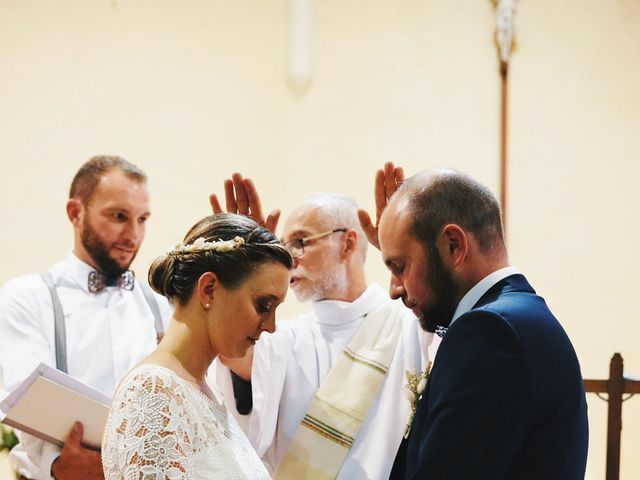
[102,213,292,479]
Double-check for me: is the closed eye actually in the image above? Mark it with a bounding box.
[388,262,404,276]
[256,301,273,314]
[285,239,304,249]
[255,293,283,314]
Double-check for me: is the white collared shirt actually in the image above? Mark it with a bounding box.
[0,252,173,480]
[449,266,520,326]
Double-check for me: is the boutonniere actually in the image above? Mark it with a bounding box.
[403,361,432,439]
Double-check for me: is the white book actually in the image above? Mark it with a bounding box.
[0,363,110,449]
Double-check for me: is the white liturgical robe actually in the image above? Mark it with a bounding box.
[215,283,440,480]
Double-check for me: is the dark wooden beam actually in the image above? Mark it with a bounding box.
[499,60,508,234]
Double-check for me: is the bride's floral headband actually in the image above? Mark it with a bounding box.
[166,236,245,255]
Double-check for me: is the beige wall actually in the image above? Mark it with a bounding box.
[1,1,638,478]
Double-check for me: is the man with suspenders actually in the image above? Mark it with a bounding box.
[0,156,172,480]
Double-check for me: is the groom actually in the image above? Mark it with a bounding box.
[362,164,588,479]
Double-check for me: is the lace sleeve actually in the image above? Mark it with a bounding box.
[102,366,195,479]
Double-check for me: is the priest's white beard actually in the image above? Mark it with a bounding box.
[292,261,348,303]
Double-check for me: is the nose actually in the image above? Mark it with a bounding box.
[388,274,405,300]
[261,311,276,334]
[123,219,144,246]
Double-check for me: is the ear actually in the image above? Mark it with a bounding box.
[340,229,358,260]
[66,199,83,225]
[438,224,468,269]
[196,272,217,308]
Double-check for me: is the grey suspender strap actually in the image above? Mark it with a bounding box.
[140,281,165,343]
[40,273,68,373]
[40,274,165,376]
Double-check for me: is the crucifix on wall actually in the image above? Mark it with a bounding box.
[491,0,518,235]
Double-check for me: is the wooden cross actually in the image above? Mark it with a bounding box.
[499,60,509,234]
[491,0,517,235]
[583,353,640,480]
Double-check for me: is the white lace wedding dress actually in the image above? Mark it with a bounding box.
[102,364,270,479]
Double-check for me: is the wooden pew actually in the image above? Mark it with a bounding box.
[583,353,640,480]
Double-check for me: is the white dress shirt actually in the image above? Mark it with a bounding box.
[0,252,173,480]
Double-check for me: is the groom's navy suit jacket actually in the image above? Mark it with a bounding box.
[399,274,588,480]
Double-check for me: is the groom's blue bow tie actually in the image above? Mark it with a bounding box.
[88,270,135,293]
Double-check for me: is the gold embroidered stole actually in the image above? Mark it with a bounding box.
[275,301,406,479]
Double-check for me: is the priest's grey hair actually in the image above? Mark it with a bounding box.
[300,192,368,262]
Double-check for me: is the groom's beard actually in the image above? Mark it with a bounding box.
[419,243,459,333]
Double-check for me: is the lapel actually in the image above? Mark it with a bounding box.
[404,274,536,467]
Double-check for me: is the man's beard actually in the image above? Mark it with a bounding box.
[292,264,347,303]
[419,243,459,333]
[81,220,136,276]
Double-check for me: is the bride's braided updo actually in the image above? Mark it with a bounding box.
[148,213,292,304]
